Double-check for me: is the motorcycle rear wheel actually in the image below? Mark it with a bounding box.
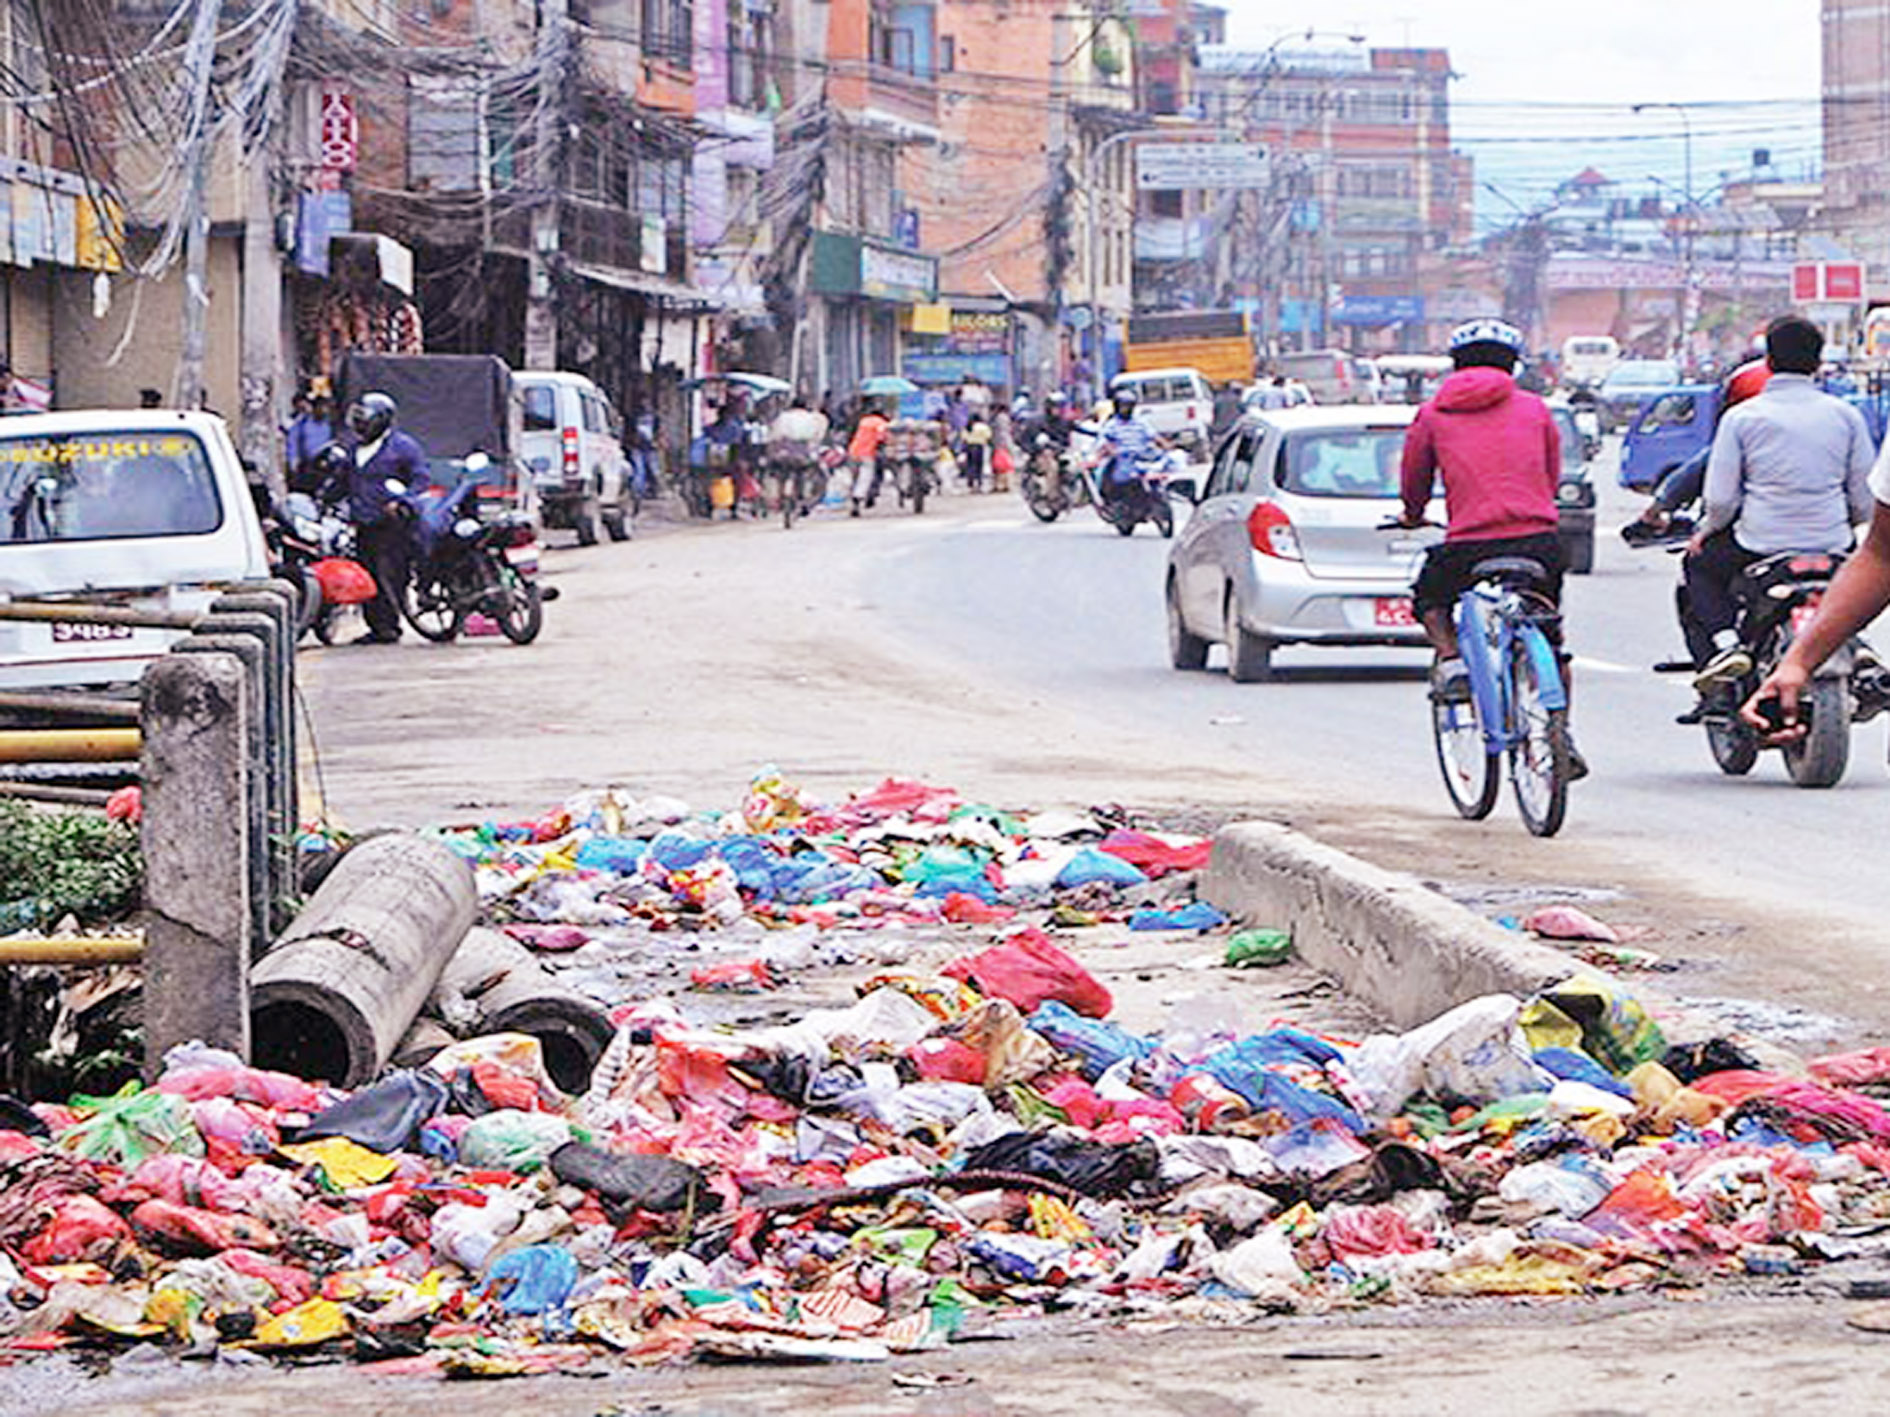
[1781,676,1849,787]
[405,572,465,642]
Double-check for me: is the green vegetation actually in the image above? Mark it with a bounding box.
[0,801,141,929]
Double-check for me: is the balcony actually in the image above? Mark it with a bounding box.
[1135,216,1221,263]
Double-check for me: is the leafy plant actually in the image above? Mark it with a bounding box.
[0,801,142,928]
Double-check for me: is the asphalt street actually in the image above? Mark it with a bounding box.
[873,448,1890,928]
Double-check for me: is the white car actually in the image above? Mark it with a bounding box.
[1109,367,1216,460]
[0,410,272,690]
[1165,405,1440,681]
[516,371,634,545]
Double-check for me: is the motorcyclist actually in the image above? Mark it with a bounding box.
[1090,387,1166,512]
[1684,316,1874,698]
[344,391,430,645]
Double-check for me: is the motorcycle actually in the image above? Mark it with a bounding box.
[1086,447,1176,538]
[1020,434,1088,522]
[1571,404,1603,460]
[1691,550,1872,787]
[397,454,558,645]
[264,487,371,645]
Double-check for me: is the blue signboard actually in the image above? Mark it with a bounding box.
[901,352,1011,387]
[894,208,920,252]
[1334,294,1423,326]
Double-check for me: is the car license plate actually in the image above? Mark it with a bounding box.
[50,622,133,644]
[1791,597,1823,633]
[1374,597,1416,627]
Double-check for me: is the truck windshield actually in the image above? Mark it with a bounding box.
[0,430,223,544]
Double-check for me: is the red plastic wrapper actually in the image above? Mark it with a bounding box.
[470,1062,541,1114]
[1096,829,1213,877]
[1322,1204,1432,1260]
[1810,1047,1890,1089]
[104,785,142,825]
[20,1195,131,1265]
[156,1064,323,1113]
[908,1038,986,1086]
[130,1199,281,1255]
[689,959,778,992]
[942,928,1113,1018]
[223,1247,316,1304]
[941,892,1015,925]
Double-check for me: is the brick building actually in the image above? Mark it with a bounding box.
[1821,0,1890,286]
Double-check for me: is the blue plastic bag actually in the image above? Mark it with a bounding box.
[573,837,648,873]
[1029,1000,1154,1080]
[485,1244,578,1315]
[1128,902,1227,931]
[1054,849,1149,890]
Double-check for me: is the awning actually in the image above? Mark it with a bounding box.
[566,260,727,311]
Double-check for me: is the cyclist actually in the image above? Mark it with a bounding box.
[766,394,829,512]
[1395,317,1583,774]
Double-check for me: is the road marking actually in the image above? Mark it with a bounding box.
[1572,655,1640,675]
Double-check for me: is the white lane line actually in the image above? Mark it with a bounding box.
[1572,656,1641,675]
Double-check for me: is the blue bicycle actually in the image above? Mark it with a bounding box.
[1429,553,1574,837]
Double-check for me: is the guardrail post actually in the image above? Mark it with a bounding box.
[174,629,271,957]
[210,586,298,927]
[140,652,250,1072]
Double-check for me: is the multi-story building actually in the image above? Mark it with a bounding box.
[1196,40,1470,355]
[1821,0,1890,286]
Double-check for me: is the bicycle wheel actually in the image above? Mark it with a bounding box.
[1508,633,1570,837]
[1431,689,1499,819]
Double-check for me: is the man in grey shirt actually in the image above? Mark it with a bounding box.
[1687,316,1875,694]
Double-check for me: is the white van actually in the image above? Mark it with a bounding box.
[515,371,634,545]
[1560,335,1620,392]
[1109,367,1215,457]
[0,410,272,691]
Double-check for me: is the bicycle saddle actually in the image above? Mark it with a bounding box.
[1471,556,1550,586]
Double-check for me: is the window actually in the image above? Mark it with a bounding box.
[1150,189,1183,218]
[1278,429,1406,499]
[642,0,694,67]
[0,431,223,543]
[522,386,558,432]
[939,34,955,71]
[581,393,607,433]
[1641,393,1696,429]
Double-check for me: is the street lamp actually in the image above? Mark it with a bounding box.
[1633,101,1696,362]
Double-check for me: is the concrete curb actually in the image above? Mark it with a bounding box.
[1201,820,1600,1031]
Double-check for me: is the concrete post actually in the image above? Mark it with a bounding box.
[212,588,299,925]
[175,631,271,957]
[140,652,250,1074]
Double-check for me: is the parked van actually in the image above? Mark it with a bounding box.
[1560,335,1620,392]
[515,371,635,545]
[1274,349,1378,404]
[0,410,272,691]
[1108,367,1215,458]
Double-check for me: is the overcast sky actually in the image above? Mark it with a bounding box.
[1223,2,1825,218]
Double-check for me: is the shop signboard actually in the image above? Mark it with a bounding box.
[860,242,937,303]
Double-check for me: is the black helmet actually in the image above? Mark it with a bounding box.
[1046,390,1070,411]
[293,440,352,494]
[1111,387,1138,416]
[347,391,397,443]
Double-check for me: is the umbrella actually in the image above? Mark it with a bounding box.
[860,374,920,396]
[682,372,792,396]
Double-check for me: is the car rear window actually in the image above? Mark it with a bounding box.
[1276,428,1407,498]
[0,430,223,543]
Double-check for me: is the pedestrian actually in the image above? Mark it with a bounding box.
[962,412,991,492]
[992,402,1017,494]
[285,391,334,488]
[846,398,891,515]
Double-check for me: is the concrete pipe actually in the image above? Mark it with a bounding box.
[250,833,476,1086]
[433,927,614,1093]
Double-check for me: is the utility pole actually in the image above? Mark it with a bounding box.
[524,0,569,371]
[171,0,222,410]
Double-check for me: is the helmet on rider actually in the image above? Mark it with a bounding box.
[1447,317,1526,373]
[1722,358,1771,409]
[347,391,398,443]
[1045,390,1069,413]
[301,440,353,494]
[1110,387,1139,418]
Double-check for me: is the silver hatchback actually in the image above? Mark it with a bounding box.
[1164,406,1441,680]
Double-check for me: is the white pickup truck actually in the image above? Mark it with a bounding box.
[0,410,272,691]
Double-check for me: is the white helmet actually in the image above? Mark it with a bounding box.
[1448,318,1525,354]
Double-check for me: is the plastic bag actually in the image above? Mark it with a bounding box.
[1208,1228,1303,1298]
[1522,905,1620,942]
[457,1110,573,1171]
[1029,1001,1153,1080]
[59,1083,204,1166]
[484,1244,579,1316]
[1053,848,1148,890]
[21,1195,131,1264]
[296,1069,448,1153]
[958,1131,1159,1199]
[1095,829,1213,877]
[1350,995,1551,1118]
[1522,980,1666,1075]
[547,1141,708,1213]
[312,556,376,605]
[944,930,1112,1018]
[1128,902,1227,931]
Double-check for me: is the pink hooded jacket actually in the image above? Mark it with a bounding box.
[1399,367,1561,542]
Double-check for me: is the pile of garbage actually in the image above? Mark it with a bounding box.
[6,774,1890,1375]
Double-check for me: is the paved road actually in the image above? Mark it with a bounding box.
[874,452,1890,922]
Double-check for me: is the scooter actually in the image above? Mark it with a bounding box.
[1086,448,1176,538]
[264,486,371,644]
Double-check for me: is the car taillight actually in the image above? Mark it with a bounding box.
[1247,501,1302,560]
[561,427,579,476]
